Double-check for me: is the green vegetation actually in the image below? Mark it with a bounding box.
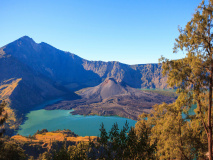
[0,101,7,137]
[0,101,26,160]
[137,102,207,159]
[0,140,26,160]
[21,122,156,160]
[160,0,213,159]
[141,88,178,98]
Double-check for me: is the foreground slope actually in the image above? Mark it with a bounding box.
[10,129,97,158]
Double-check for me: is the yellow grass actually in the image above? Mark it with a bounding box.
[12,132,97,144]
[12,135,35,142]
[4,105,17,129]
[67,136,97,142]
[35,132,65,142]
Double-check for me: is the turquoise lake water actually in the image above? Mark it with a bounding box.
[18,107,136,137]
[17,89,197,137]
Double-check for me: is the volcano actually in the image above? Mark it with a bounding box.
[78,78,129,100]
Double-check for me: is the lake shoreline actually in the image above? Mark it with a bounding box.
[17,107,136,137]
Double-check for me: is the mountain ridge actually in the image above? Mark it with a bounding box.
[1,36,167,90]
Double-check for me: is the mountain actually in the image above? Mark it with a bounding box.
[45,78,175,120]
[2,36,101,90]
[0,42,79,126]
[1,36,167,91]
[0,36,169,123]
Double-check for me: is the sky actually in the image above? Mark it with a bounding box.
[0,0,202,65]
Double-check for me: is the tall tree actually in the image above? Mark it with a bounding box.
[160,0,213,158]
[135,117,156,159]
[109,122,120,148]
[98,122,109,147]
[119,121,129,154]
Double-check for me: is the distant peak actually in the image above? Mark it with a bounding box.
[3,36,40,51]
[21,35,31,39]
[18,36,34,42]
[10,36,37,47]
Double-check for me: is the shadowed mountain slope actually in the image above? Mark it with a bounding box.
[0,46,79,121]
[2,36,101,89]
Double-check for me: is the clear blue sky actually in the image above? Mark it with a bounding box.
[0,0,201,65]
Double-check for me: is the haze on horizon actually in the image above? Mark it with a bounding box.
[1,0,201,65]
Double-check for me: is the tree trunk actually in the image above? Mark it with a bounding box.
[208,63,213,160]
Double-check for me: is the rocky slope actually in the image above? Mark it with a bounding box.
[83,61,167,89]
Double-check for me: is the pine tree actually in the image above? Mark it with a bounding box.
[98,122,109,147]
[117,121,129,158]
[119,121,129,150]
[126,127,137,159]
[160,0,213,159]
[109,122,120,148]
[135,118,156,159]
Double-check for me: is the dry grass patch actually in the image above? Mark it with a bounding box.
[35,132,65,142]
[12,131,97,144]
[67,136,97,142]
